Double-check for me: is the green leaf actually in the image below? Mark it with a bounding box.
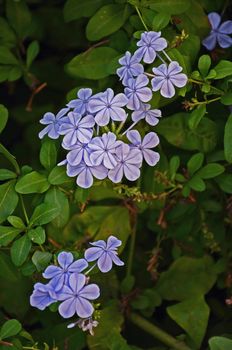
[0,46,18,65]
[0,169,16,180]
[156,113,217,153]
[169,156,180,180]
[0,319,22,340]
[29,202,60,226]
[64,0,106,22]
[45,187,70,228]
[145,0,191,14]
[0,252,18,282]
[188,105,206,130]
[26,40,39,68]
[209,336,232,350]
[167,296,209,348]
[214,60,232,79]
[156,256,217,301]
[15,171,50,194]
[197,163,224,179]
[224,114,232,163]
[8,65,22,81]
[0,17,17,48]
[187,153,204,176]
[152,12,170,31]
[6,0,31,39]
[0,226,22,246]
[40,139,57,170]
[0,181,18,224]
[198,55,211,77]
[66,47,119,80]
[32,250,52,271]
[0,104,9,133]
[48,166,71,185]
[86,4,130,41]
[220,93,232,106]
[7,216,25,229]
[187,175,206,191]
[28,226,46,244]
[10,235,32,266]
[216,174,232,194]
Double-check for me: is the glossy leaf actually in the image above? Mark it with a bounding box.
[15,171,50,194]
[10,235,32,266]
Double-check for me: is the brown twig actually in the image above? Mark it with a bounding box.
[26,82,47,112]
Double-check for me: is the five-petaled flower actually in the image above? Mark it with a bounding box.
[117,51,144,85]
[59,112,95,146]
[125,74,152,110]
[39,108,69,139]
[43,252,88,291]
[132,103,162,126]
[67,88,93,115]
[202,12,232,50]
[57,273,100,318]
[88,88,128,126]
[151,61,187,98]
[85,235,124,273]
[134,31,167,64]
[127,130,160,166]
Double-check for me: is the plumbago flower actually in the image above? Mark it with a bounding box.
[30,236,124,334]
[202,12,232,50]
[38,30,188,188]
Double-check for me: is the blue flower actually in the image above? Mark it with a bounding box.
[116,51,144,85]
[151,61,187,98]
[43,252,88,291]
[88,132,122,169]
[132,103,162,126]
[84,235,124,273]
[108,143,142,183]
[67,88,93,115]
[59,112,95,146]
[39,108,69,139]
[134,31,167,64]
[127,130,160,166]
[125,74,152,110]
[64,142,91,167]
[88,88,128,126]
[57,273,100,318]
[202,12,232,50]
[66,158,108,188]
[30,280,58,310]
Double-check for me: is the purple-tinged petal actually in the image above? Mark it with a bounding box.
[43,265,62,279]
[75,297,94,318]
[160,80,176,98]
[108,251,124,266]
[77,168,93,188]
[217,33,232,48]
[143,149,160,166]
[219,20,232,34]
[69,273,86,293]
[127,130,141,145]
[85,247,103,262]
[59,297,76,318]
[108,163,124,183]
[142,132,159,148]
[69,258,88,273]
[202,33,217,50]
[106,235,122,249]
[79,284,100,300]
[97,252,113,273]
[208,12,221,30]
[58,252,73,269]
[124,163,141,181]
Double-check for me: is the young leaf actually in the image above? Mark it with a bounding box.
[29,202,60,226]
[10,235,32,266]
[198,55,211,77]
[0,169,16,181]
[187,153,204,176]
[7,216,25,229]
[28,226,46,244]
[221,93,232,106]
[6,0,31,39]
[0,319,22,340]
[188,105,206,130]
[213,60,232,79]
[152,12,170,31]
[32,250,52,271]
[0,181,18,224]
[188,175,206,191]
[39,139,57,170]
[15,171,50,194]
[26,40,39,68]
[0,226,22,246]
[197,163,224,179]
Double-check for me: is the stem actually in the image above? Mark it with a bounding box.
[20,195,29,225]
[156,53,166,64]
[129,313,191,350]
[0,339,13,346]
[116,120,126,135]
[126,212,137,277]
[135,6,149,31]
[145,72,155,78]
[122,120,138,136]
[162,50,172,63]
[188,96,221,108]
[0,143,20,174]
[85,263,97,275]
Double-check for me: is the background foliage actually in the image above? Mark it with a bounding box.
[0,0,232,349]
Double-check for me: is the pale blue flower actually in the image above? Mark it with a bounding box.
[203,12,232,50]
[57,273,100,318]
[134,31,167,64]
[132,103,162,126]
[67,88,93,115]
[85,235,124,273]
[39,108,69,139]
[125,74,152,110]
[117,51,144,85]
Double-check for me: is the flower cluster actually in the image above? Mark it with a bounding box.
[39,31,188,188]
[30,235,124,334]
[203,12,232,50]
